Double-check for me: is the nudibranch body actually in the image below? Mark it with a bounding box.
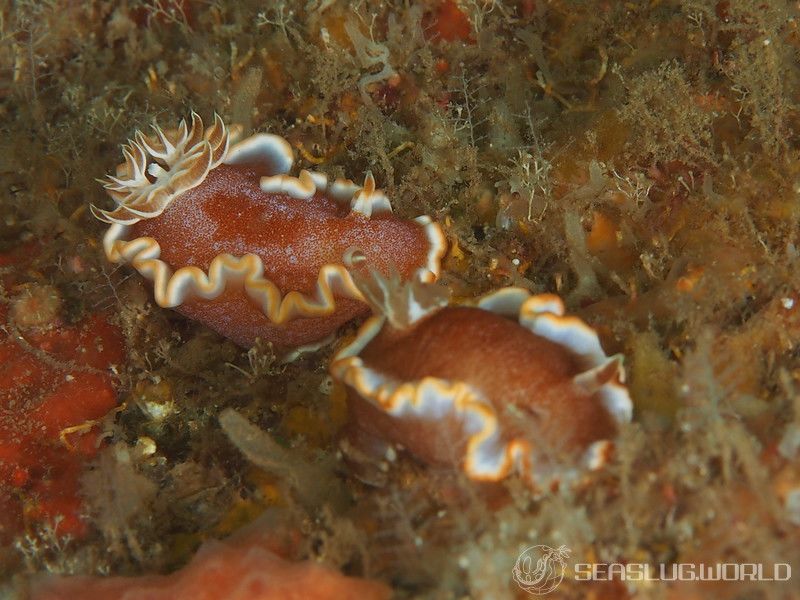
[330,282,633,487]
[94,114,445,350]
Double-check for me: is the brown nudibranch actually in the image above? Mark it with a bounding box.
[92,114,445,351]
[330,280,633,487]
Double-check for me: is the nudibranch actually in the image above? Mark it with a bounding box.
[330,279,633,487]
[92,113,445,351]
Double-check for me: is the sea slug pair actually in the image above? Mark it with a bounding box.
[93,113,632,485]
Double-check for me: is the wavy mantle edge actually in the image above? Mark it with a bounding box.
[329,287,633,486]
[102,216,446,325]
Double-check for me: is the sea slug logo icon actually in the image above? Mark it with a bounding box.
[512,544,571,595]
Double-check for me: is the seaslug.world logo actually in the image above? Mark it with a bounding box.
[512,544,792,596]
[512,545,571,595]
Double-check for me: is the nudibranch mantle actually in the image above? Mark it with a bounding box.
[330,283,633,486]
[93,114,445,350]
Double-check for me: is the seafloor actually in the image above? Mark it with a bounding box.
[1,1,799,599]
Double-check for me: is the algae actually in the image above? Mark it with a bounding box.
[1,1,799,598]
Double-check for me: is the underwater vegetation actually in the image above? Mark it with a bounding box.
[1,0,800,598]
